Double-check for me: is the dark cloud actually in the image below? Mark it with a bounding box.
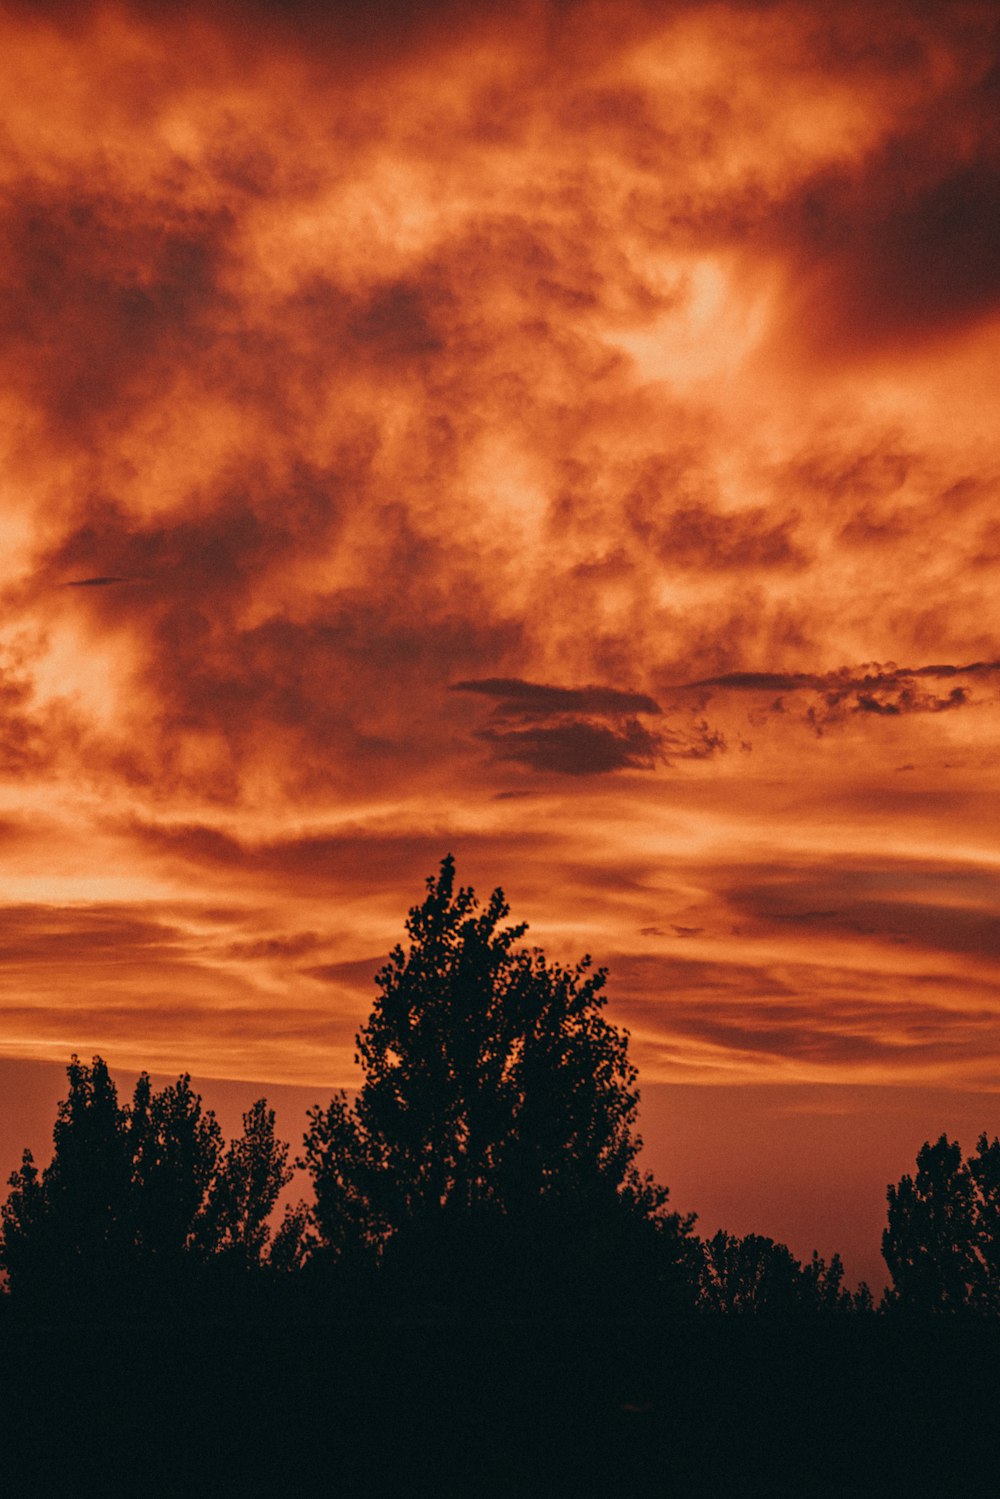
[0,178,233,444]
[785,160,1000,350]
[223,931,325,961]
[686,671,815,692]
[675,658,998,735]
[450,677,661,716]
[0,0,507,69]
[0,903,187,963]
[300,955,382,986]
[43,486,325,603]
[764,15,1000,354]
[654,993,1000,1069]
[127,819,560,889]
[717,860,1000,967]
[32,474,524,796]
[609,940,1000,1077]
[686,660,1000,692]
[627,497,805,572]
[453,674,729,775]
[477,716,663,775]
[854,687,967,716]
[63,575,140,588]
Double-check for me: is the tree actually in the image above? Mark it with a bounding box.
[302,855,695,1307]
[129,1071,224,1279]
[2,1056,134,1307]
[968,1132,1000,1312]
[1,1056,291,1309]
[882,1135,980,1311]
[883,1132,1000,1312]
[699,1231,801,1314]
[199,1099,292,1268]
[697,1231,862,1314]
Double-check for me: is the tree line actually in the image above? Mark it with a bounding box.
[1,858,995,1317]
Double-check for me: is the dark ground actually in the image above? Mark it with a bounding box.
[1,1314,997,1498]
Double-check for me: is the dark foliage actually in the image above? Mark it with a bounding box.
[1,1057,291,1310]
[302,855,698,1309]
[696,1229,872,1314]
[883,1132,1000,1312]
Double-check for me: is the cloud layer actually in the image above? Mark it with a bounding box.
[0,0,997,1105]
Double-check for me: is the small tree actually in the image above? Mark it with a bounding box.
[302,856,695,1306]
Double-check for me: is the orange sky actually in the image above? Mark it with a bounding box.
[1,0,998,1285]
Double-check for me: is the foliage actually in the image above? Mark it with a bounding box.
[130,1070,223,1272]
[302,855,696,1305]
[200,1099,292,1266]
[697,1230,864,1314]
[883,1132,1000,1312]
[0,1057,291,1308]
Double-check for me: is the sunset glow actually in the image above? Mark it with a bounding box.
[1,0,999,1283]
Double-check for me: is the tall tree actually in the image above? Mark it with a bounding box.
[302,856,695,1305]
[130,1072,223,1277]
[882,1135,980,1311]
[968,1133,1000,1312]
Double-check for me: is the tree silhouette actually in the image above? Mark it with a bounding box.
[968,1133,1000,1312]
[1,1056,290,1309]
[883,1132,1000,1311]
[302,855,695,1306]
[130,1071,223,1281]
[697,1230,862,1313]
[883,1135,979,1310]
[2,1057,133,1307]
[200,1098,292,1268]
[699,1231,801,1313]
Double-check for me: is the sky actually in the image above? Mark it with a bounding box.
[0,0,998,1290]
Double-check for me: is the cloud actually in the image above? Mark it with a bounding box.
[674,659,998,736]
[476,716,664,775]
[300,956,383,987]
[62,576,140,588]
[452,675,728,774]
[715,857,1000,969]
[776,155,1000,354]
[609,942,1000,1085]
[0,176,233,446]
[626,496,805,573]
[0,0,998,1116]
[654,992,1000,1071]
[753,8,1000,356]
[450,677,661,716]
[126,818,561,893]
